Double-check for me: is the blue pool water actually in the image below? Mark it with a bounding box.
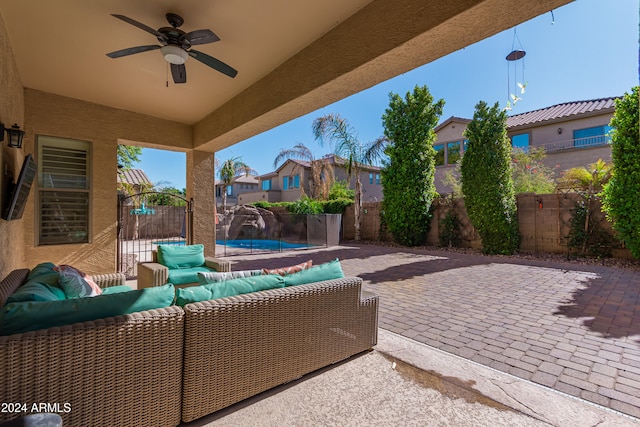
[153,239,311,250]
[216,239,310,250]
[152,240,186,246]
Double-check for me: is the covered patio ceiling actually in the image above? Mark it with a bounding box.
[0,0,571,153]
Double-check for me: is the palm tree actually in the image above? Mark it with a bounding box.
[557,159,613,194]
[219,157,257,212]
[312,113,386,240]
[557,159,613,254]
[273,143,334,199]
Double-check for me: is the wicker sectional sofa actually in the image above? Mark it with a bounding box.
[0,267,378,427]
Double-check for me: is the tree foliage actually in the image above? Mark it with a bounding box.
[327,180,354,200]
[312,114,386,240]
[557,159,612,194]
[117,145,142,170]
[147,187,187,206]
[511,147,556,194]
[558,159,613,256]
[602,86,640,258]
[460,101,519,255]
[381,85,444,246]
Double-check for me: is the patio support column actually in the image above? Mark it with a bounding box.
[186,150,217,257]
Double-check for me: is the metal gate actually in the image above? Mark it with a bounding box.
[117,191,193,279]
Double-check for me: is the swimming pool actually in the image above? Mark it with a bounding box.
[152,239,312,251]
[152,240,186,246]
[215,239,311,250]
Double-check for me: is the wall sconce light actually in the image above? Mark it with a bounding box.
[557,127,563,135]
[0,123,25,148]
[537,197,543,209]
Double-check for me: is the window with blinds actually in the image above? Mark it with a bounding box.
[37,136,91,245]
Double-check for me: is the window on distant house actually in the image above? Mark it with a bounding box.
[226,185,232,196]
[573,125,613,147]
[434,145,445,166]
[375,173,381,185]
[284,175,299,190]
[369,172,374,184]
[511,133,530,151]
[262,179,271,190]
[447,141,461,165]
[37,136,90,245]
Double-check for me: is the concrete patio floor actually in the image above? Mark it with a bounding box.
[183,328,635,426]
[216,243,640,424]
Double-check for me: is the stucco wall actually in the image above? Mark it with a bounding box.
[0,13,25,279]
[22,89,192,273]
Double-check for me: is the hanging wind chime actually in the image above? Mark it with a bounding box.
[505,27,527,111]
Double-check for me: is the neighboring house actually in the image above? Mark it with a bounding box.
[238,155,383,205]
[215,174,259,207]
[434,97,618,194]
[117,168,152,195]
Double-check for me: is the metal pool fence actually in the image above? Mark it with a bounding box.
[215,213,342,256]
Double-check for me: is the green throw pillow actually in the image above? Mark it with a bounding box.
[0,284,175,336]
[157,244,206,269]
[282,259,344,287]
[175,274,285,306]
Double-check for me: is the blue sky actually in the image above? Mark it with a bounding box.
[137,0,639,190]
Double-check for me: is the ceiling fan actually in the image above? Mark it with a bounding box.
[106,12,237,84]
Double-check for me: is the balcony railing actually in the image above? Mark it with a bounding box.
[543,134,611,153]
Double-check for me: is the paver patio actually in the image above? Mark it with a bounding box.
[226,243,640,421]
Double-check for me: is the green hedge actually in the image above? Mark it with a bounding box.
[251,198,352,214]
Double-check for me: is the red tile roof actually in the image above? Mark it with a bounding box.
[507,97,619,128]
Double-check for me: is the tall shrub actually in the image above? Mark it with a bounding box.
[602,86,640,258]
[460,101,519,254]
[381,85,444,246]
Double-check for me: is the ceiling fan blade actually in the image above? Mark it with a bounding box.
[171,63,187,84]
[189,49,237,78]
[106,45,161,58]
[111,14,164,38]
[184,29,220,45]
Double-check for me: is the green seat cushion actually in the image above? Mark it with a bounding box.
[197,269,262,284]
[176,274,285,307]
[157,244,205,269]
[5,281,66,304]
[168,267,213,285]
[101,285,134,295]
[0,284,175,336]
[282,259,344,287]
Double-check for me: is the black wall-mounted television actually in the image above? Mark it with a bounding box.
[2,154,37,221]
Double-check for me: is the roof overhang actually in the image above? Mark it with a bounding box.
[1,0,573,153]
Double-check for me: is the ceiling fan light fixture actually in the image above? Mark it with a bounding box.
[161,45,188,65]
